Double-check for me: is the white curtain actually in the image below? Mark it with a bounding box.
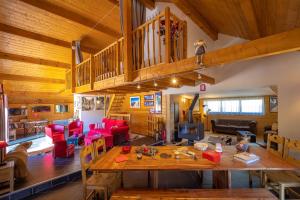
[119,0,145,34]
[204,97,265,115]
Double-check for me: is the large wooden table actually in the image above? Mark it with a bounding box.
[90,145,299,188]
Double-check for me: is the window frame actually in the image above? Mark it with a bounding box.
[204,97,265,116]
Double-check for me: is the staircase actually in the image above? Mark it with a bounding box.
[106,94,126,116]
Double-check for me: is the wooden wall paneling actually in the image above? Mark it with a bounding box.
[120,91,166,136]
[9,103,74,122]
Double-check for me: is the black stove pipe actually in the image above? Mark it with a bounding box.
[188,94,199,123]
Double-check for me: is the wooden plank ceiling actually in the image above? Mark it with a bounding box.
[0,0,121,97]
[170,0,300,40]
[0,0,300,98]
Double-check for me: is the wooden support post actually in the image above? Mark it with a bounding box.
[116,42,120,75]
[90,54,95,90]
[71,41,76,93]
[123,0,133,82]
[165,7,171,63]
[183,21,187,59]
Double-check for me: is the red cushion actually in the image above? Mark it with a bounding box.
[115,120,126,127]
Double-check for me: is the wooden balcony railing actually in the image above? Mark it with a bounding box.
[94,38,124,81]
[132,7,187,70]
[73,7,186,93]
[75,58,91,87]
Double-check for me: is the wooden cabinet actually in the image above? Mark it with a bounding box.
[0,161,14,195]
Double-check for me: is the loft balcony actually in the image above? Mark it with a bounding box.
[72,7,199,94]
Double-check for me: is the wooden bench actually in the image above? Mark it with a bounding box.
[110,189,277,200]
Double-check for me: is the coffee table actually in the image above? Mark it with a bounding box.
[236,130,256,143]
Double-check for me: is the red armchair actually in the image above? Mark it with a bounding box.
[68,120,83,137]
[88,118,129,147]
[45,124,65,143]
[53,140,74,158]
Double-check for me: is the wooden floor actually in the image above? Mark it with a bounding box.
[15,148,81,190]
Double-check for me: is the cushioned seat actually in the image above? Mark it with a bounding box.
[211,119,257,135]
[88,118,129,147]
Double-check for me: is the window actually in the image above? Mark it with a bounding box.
[206,100,221,113]
[222,100,239,113]
[55,104,69,113]
[204,97,264,115]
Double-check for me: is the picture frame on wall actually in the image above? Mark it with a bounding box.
[144,94,154,101]
[130,96,141,109]
[155,92,162,113]
[95,96,105,110]
[144,101,154,107]
[270,96,278,113]
[82,97,95,111]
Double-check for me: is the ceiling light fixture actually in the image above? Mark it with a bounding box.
[154,81,158,87]
[137,84,141,89]
[171,77,177,84]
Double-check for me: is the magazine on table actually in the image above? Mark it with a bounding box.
[233,152,260,164]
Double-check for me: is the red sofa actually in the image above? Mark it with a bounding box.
[53,140,74,158]
[68,120,83,137]
[88,118,129,147]
[45,124,65,143]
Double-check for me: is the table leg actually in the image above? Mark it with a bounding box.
[121,171,124,188]
[153,171,159,189]
[212,170,231,189]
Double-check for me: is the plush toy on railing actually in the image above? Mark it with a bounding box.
[194,39,207,68]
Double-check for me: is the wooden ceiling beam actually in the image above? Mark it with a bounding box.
[133,27,300,81]
[179,73,215,84]
[0,52,70,69]
[20,0,121,38]
[172,0,218,40]
[0,23,97,54]
[5,91,72,97]
[139,0,155,9]
[108,0,155,10]
[239,0,261,39]
[0,73,65,84]
[176,77,196,86]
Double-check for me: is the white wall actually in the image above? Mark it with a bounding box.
[164,52,300,139]
[151,2,300,139]
[74,94,105,133]
[147,2,246,57]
